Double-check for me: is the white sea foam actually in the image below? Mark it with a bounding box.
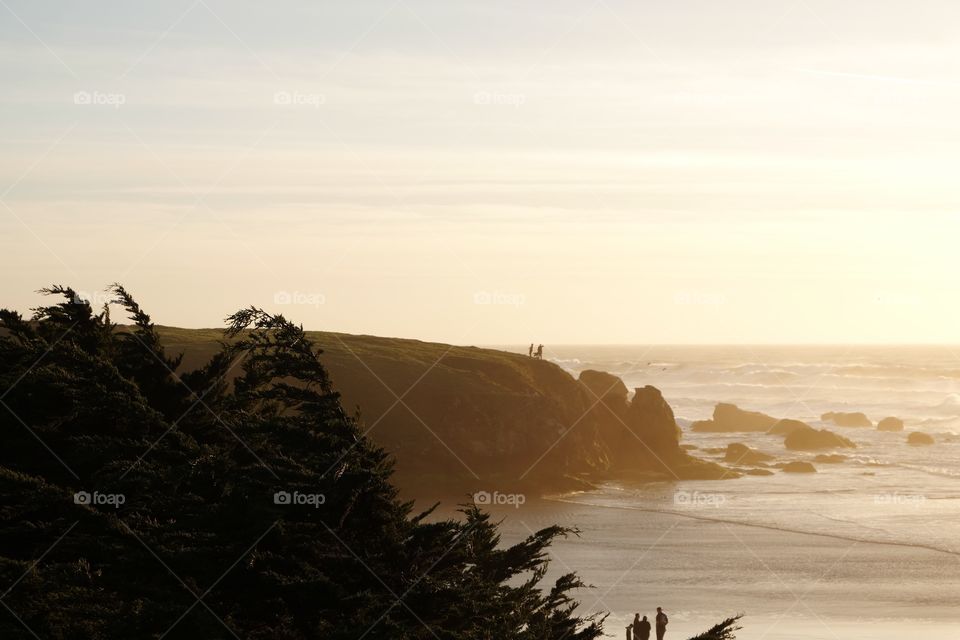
[545,345,960,554]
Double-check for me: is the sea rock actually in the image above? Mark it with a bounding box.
[626,386,685,456]
[745,468,775,476]
[822,411,872,427]
[578,369,629,403]
[907,431,934,446]
[781,461,817,473]
[877,417,905,432]
[584,380,733,480]
[814,454,847,464]
[724,442,774,466]
[784,425,856,451]
[691,403,779,433]
[769,419,810,436]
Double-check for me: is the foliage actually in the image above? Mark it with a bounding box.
[688,615,744,640]
[0,286,608,639]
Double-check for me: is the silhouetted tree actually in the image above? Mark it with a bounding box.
[0,286,616,639]
[688,615,743,640]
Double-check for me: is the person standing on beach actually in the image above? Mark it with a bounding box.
[655,607,668,640]
[633,613,651,640]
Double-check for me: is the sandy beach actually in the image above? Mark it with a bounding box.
[436,496,960,639]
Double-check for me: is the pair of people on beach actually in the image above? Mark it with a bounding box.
[626,607,668,640]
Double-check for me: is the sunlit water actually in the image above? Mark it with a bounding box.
[480,345,960,638]
[546,345,960,555]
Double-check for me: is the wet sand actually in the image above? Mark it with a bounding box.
[433,497,960,639]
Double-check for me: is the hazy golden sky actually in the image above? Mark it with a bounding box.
[1,1,958,343]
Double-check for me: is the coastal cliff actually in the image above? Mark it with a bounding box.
[159,327,729,494]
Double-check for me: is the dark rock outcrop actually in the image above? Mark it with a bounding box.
[780,461,817,473]
[822,411,872,427]
[907,431,934,446]
[878,417,905,432]
[691,403,779,433]
[745,468,775,476]
[578,369,629,402]
[724,442,774,466]
[784,425,856,451]
[814,454,847,464]
[769,419,810,436]
[627,386,685,454]
[587,384,727,480]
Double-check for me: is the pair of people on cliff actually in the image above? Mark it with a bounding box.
[528,343,543,359]
[627,608,668,640]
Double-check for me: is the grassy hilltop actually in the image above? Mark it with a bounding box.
[157,326,728,495]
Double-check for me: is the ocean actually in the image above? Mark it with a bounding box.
[470,345,960,639]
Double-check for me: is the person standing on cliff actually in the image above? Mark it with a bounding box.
[655,607,668,640]
[528,343,534,357]
[536,344,543,359]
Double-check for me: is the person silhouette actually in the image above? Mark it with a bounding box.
[528,343,534,357]
[536,344,543,359]
[634,614,651,640]
[655,607,668,640]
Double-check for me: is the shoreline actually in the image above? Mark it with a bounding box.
[415,484,960,559]
[430,494,960,638]
[545,493,960,559]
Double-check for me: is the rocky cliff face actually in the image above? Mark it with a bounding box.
[160,328,729,494]
[578,373,728,482]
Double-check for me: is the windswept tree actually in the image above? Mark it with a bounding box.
[688,615,743,640]
[0,286,608,639]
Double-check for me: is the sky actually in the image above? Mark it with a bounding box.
[1,0,959,344]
